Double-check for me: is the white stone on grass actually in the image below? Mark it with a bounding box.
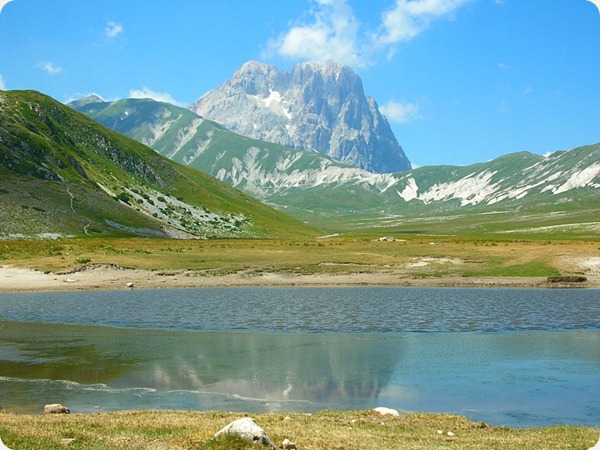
[373,406,400,417]
[213,417,273,447]
[44,403,70,414]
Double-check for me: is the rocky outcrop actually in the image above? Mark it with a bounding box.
[190,61,411,173]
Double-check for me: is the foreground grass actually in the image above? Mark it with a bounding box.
[0,236,597,280]
[1,410,598,450]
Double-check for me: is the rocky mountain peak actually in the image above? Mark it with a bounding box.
[68,94,105,109]
[190,61,411,173]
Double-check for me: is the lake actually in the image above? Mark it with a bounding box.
[0,287,599,427]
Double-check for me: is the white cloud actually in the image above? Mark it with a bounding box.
[38,61,63,75]
[267,0,363,67]
[380,100,421,123]
[377,0,475,45]
[268,0,474,67]
[0,74,6,90]
[105,21,123,38]
[129,87,180,105]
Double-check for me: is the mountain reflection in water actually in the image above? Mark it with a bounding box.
[1,287,599,427]
[0,321,401,413]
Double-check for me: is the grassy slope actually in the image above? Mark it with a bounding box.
[0,90,315,238]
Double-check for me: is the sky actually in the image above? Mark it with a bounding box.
[1,0,599,168]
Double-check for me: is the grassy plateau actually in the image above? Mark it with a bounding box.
[0,235,597,282]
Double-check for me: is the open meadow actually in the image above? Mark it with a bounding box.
[1,235,599,291]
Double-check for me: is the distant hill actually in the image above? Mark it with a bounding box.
[0,90,315,239]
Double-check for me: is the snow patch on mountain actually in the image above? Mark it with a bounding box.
[397,178,419,201]
[247,89,292,120]
[142,116,178,148]
[183,129,214,165]
[553,162,600,194]
[419,171,499,206]
[174,118,205,153]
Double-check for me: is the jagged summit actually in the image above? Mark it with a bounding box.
[189,61,411,173]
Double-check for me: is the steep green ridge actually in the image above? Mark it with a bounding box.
[0,90,315,239]
[73,97,342,177]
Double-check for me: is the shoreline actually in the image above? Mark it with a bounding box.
[1,264,598,293]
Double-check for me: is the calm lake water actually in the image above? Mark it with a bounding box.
[0,287,599,427]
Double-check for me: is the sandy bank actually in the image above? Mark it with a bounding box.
[1,264,598,293]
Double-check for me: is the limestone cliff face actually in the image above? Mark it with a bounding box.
[189,61,411,173]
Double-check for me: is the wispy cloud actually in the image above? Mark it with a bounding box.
[105,21,123,38]
[267,0,474,67]
[377,0,474,45]
[0,74,6,90]
[522,86,533,96]
[380,100,421,123]
[37,61,63,75]
[129,87,180,105]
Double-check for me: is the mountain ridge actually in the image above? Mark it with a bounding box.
[189,60,411,173]
[71,95,600,235]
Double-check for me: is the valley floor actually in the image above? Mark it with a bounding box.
[1,237,599,292]
[1,261,599,293]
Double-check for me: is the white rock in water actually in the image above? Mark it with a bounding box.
[373,406,400,416]
[214,417,273,446]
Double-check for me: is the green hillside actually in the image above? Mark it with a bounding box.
[0,90,315,239]
[72,96,600,237]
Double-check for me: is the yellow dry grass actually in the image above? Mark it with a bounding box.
[1,410,598,450]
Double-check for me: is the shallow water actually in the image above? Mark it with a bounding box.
[0,287,599,427]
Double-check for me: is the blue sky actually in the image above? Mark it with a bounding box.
[1,0,599,168]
